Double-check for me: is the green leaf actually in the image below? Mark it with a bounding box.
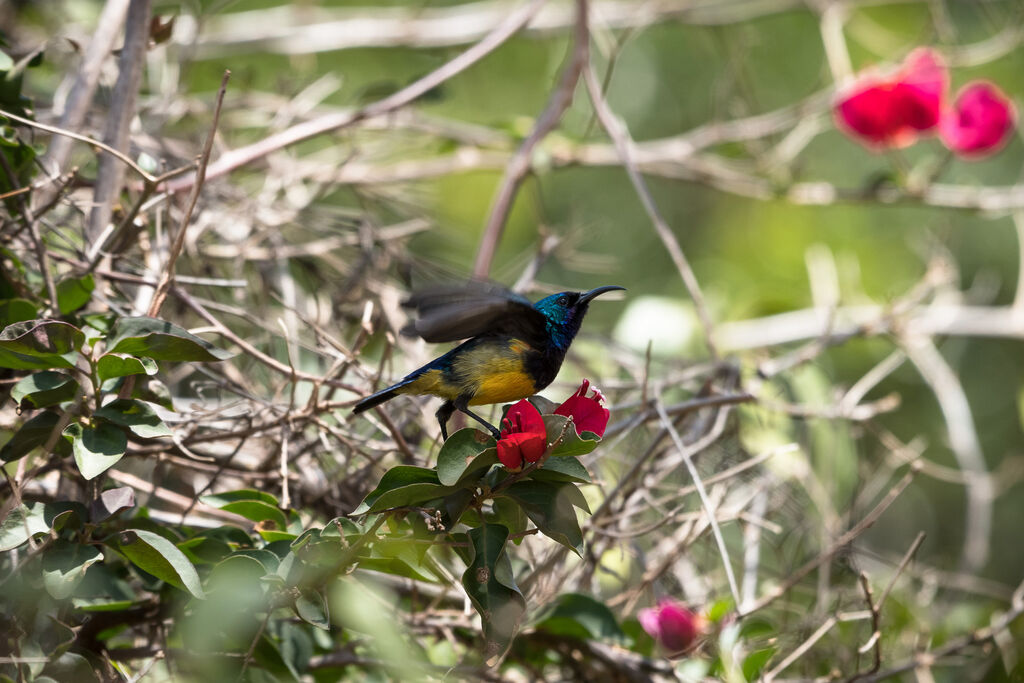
[502,481,587,555]
[94,399,172,439]
[96,353,158,381]
[64,421,127,480]
[462,524,526,664]
[542,414,600,457]
[0,502,49,550]
[490,496,528,538]
[177,536,232,565]
[116,528,205,598]
[109,316,233,361]
[353,466,450,514]
[0,51,12,71]
[743,647,777,680]
[55,274,94,314]
[221,500,288,529]
[0,319,83,369]
[294,588,330,630]
[41,539,103,599]
[71,562,137,611]
[201,488,279,507]
[0,409,69,462]
[0,298,36,326]
[11,371,78,408]
[0,501,84,550]
[534,593,625,641]
[530,456,592,484]
[437,428,495,485]
[201,489,288,530]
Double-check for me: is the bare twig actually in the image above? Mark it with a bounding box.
[654,398,741,606]
[37,0,130,182]
[582,60,719,359]
[163,0,550,194]
[87,0,151,244]
[473,0,587,278]
[902,335,992,572]
[146,70,231,317]
[740,467,918,616]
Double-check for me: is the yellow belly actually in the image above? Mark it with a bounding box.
[396,339,538,405]
[469,371,537,405]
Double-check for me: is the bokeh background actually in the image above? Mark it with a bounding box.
[3,0,1024,680]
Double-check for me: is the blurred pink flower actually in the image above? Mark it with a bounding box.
[638,599,703,655]
[555,379,610,438]
[939,82,1016,158]
[496,399,547,470]
[834,48,947,148]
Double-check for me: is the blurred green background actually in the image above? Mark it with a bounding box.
[12,0,1024,596]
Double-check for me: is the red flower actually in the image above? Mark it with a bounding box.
[496,400,547,470]
[939,82,1016,158]
[834,48,947,148]
[638,599,703,656]
[555,379,610,438]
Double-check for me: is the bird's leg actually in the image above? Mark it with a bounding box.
[435,401,456,440]
[455,397,502,440]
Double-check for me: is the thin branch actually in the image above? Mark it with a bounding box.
[163,0,550,194]
[146,70,231,317]
[37,0,130,181]
[902,335,992,572]
[87,0,151,244]
[654,398,741,606]
[473,0,588,278]
[582,59,719,359]
[740,466,918,616]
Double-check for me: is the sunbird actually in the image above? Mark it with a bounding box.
[353,283,625,439]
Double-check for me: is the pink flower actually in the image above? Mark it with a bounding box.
[496,400,547,470]
[939,82,1016,158]
[555,379,610,438]
[834,48,947,148]
[638,599,704,655]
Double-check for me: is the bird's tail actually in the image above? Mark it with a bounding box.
[352,377,416,414]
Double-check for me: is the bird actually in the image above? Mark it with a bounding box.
[353,283,625,440]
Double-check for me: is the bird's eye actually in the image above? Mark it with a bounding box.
[557,296,569,306]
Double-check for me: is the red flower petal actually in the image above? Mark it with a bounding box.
[654,600,702,654]
[497,399,548,469]
[834,47,947,149]
[896,47,947,131]
[639,599,703,656]
[555,379,610,438]
[500,399,546,439]
[835,82,905,144]
[496,432,547,469]
[940,81,1016,158]
[497,435,523,470]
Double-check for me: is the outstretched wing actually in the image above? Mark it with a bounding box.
[401,283,548,345]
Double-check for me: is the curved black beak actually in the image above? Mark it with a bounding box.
[579,285,626,305]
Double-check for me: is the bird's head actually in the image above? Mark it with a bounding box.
[533,285,625,350]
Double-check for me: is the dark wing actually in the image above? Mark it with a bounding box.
[401,283,547,345]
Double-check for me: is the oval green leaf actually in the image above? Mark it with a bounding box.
[109,316,233,362]
[64,421,128,480]
[11,370,79,408]
[55,274,94,315]
[437,428,495,485]
[96,353,158,381]
[0,319,83,369]
[94,399,172,439]
[116,528,205,599]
